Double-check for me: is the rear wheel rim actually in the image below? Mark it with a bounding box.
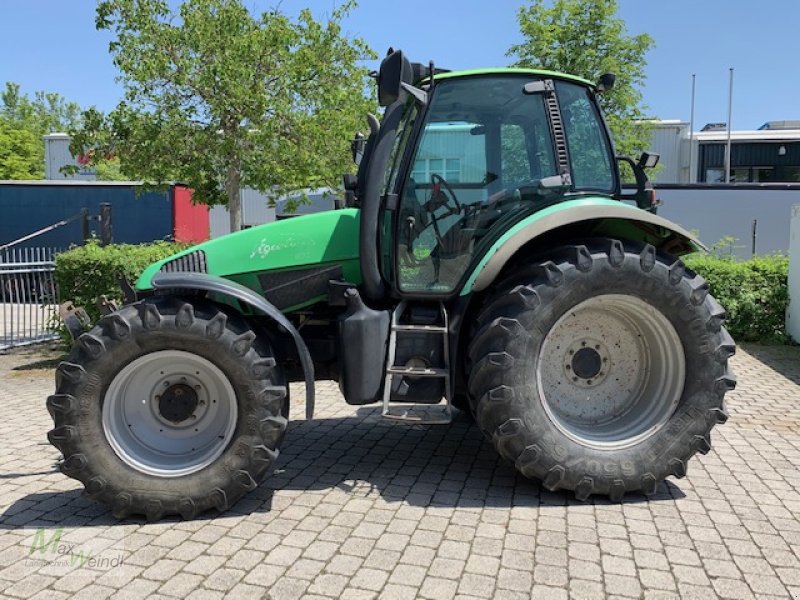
[536,294,685,450]
[102,350,237,477]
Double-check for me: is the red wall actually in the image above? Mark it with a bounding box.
[172,185,209,243]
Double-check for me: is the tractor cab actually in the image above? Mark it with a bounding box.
[350,49,653,302]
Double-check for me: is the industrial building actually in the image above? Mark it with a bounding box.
[647,120,800,184]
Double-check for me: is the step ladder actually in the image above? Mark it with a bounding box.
[382,301,453,425]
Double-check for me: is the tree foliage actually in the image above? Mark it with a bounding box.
[0,119,41,179]
[508,0,654,157]
[71,0,375,231]
[0,82,81,179]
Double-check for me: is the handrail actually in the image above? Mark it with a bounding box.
[0,212,84,252]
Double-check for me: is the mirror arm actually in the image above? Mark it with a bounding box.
[616,156,655,211]
[400,82,428,106]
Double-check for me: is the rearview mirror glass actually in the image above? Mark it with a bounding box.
[378,49,413,107]
[351,133,366,166]
[638,152,660,169]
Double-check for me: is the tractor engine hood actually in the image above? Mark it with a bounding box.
[136,208,362,310]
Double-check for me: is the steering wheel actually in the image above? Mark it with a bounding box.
[427,173,462,215]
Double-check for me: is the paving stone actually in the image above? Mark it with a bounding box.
[569,578,605,600]
[268,576,309,600]
[203,567,245,592]
[308,573,349,596]
[157,572,204,597]
[388,564,427,587]
[456,573,495,597]
[351,567,389,592]
[1,346,799,600]
[712,577,757,600]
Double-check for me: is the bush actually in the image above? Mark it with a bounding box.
[55,240,185,324]
[684,252,789,343]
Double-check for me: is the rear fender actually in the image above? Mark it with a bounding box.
[151,272,315,419]
[462,199,705,294]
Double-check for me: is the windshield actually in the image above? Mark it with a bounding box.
[396,74,570,293]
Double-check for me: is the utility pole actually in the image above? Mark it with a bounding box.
[724,68,734,183]
[688,74,696,183]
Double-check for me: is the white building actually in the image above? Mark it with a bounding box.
[44,133,97,180]
[646,120,800,184]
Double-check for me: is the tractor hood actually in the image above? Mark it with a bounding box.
[136,208,362,310]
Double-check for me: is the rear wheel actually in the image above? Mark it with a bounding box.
[468,239,735,500]
[47,296,288,520]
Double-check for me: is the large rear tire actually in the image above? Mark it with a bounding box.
[47,296,288,520]
[468,240,735,500]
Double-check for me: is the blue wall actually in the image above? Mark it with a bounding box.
[0,183,173,249]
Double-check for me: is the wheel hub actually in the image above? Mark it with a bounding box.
[158,383,199,423]
[537,294,685,450]
[563,339,609,387]
[102,350,237,477]
[571,347,601,379]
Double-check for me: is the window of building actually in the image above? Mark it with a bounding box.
[411,157,462,182]
[753,167,774,182]
[705,166,778,183]
[783,167,800,181]
[730,168,750,183]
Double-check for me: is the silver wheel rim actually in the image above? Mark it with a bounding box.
[102,350,237,477]
[537,294,685,449]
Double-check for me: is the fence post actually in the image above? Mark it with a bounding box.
[787,205,800,343]
[100,203,113,246]
[81,208,90,242]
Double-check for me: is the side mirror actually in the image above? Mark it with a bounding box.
[351,133,366,166]
[616,156,659,213]
[596,73,616,93]
[637,152,660,169]
[377,48,413,107]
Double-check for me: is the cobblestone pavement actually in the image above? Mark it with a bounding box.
[0,343,799,600]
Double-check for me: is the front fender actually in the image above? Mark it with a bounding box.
[151,272,315,419]
[462,198,705,294]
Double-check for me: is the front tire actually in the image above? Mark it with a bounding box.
[468,240,735,500]
[47,296,288,520]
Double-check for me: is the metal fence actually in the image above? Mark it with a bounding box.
[0,247,61,350]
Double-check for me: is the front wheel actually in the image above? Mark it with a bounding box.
[47,296,288,520]
[468,239,735,500]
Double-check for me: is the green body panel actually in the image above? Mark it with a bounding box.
[461,197,669,295]
[136,208,362,310]
[432,68,593,87]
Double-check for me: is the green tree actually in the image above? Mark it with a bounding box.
[0,118,41,179]
[508,0,655,158]
[0,82,82,179]
[72,0,375,231]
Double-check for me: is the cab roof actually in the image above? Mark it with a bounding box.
[432,68,594,88]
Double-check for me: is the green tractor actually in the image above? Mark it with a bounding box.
[47,50,735,520]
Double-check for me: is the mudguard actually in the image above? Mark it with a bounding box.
[462,198,706,294]
[151,272,316,419]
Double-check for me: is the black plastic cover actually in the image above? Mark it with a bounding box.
[337,288,390,405]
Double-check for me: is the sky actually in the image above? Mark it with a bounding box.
[1,0,799,132]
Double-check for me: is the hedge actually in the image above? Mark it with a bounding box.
[55,240,185,324]
[684,253,789,343]
[53,240,790,345]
